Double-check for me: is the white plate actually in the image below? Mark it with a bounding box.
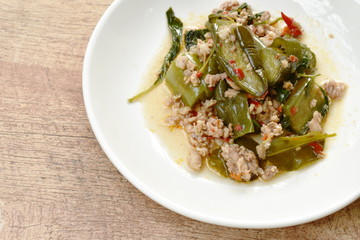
[83,0,360,228]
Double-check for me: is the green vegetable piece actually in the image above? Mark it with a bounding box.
[184,52,202,66]
[280,115,291,129]
[237,2,248,11]
[271,37,316,74]
[234,136,259,154]
[207,52,221,75]
[206,148,228,177]
[206,18,267,96]
[269,17,283,25]
[128,8,183,102]
[234,26,268,87]
[214,78,228,100]
[165,55,212,107]
[273,84,291,103]
[267,141,324,171]
[252,35,266,49]
[214,80,254,138]
[251,119,261,134]
[259,47,291,86]
[246,11,266,25]
[254,11,265,18]
[283,77,329,134]
[185,29,209,51]
[267,131,335,157]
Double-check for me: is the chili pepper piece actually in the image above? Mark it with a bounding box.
[290,106,298,116]
[308,141,324,155]
[234,68,245,80]
[281,12,302,37]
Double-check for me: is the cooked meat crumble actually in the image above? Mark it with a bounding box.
[165,97,234,170]
[212,0,240,13]
[204,73,227,88]
[283,81,293,90]
[251,97,281,124]
[310,99,317,108]
[258,165,279,181]
[224,88,240,98]
[256,122,283,159]
[221,143,259,181]
[190,39,213,62]
[308,111,323,132]
[322,80,346,100]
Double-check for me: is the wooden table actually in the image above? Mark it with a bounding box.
[0,1,359,239]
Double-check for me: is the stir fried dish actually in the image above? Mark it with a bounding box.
[129,1,346,182]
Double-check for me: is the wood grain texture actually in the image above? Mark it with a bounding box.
[0,0,359,239]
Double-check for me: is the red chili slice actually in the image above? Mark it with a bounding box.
[308,141,324,155]
[234,68,245,80]
[189,110,198,117]
[247,93,254,99]
[281,12,302,37]
[290,106,298,116]
[234,124,243,131]
[229,60,236,64]
[259,90,268,100]
[221,137,231,142]
[282,26,291,36]
[288,55,299,63]
[248,98,261,107]
[196,71,203,78]
[281,12,294,27]
[262,134,268,141]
